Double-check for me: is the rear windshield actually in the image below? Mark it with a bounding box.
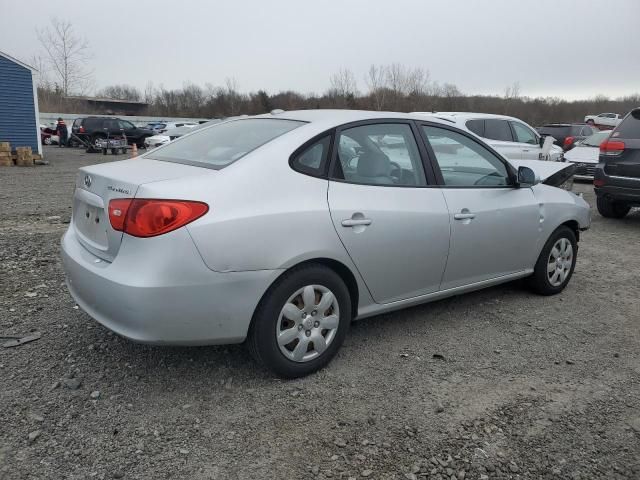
[539,126,570,136]
[612,109,640,139]
[581,130,611,147]
[148,118,304,168]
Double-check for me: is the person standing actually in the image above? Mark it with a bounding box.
[56,118,68,147]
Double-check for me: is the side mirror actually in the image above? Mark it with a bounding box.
[517,166,539,187]
[538,135,546,148]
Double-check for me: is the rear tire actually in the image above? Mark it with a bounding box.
[597,196,630,219]
[248,265,351,378]
[529,226,577,296]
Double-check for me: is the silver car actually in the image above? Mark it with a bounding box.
[61,110,590,377]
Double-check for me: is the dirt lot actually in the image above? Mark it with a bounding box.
[1,146,639,480]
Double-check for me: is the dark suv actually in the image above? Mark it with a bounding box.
[537,123,597,151]
[594,108,640,218]
[72,117,153,148]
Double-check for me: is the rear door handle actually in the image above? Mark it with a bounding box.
[341,218,372,227]
[454,213,476,220]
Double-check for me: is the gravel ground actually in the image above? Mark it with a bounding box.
[1,146,639,480]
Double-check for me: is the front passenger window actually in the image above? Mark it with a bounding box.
[511,122,538,145]
[423,126,511,187]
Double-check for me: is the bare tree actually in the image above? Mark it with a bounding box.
[36,18,93,96]
[406,67,431,97]
[364,64,388,110]
[225,77,241,115]
[329,68,358,98]
[97,84,142,101]
[504,81,521,100]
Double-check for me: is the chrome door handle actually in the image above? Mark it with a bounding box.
[454,213,476,220]
[341,218,372,227]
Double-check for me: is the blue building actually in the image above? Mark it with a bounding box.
[0,50,41,156]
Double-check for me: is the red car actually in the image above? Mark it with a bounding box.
[40,125,59,145]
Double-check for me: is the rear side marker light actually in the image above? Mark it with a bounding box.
[600,140,625,156]
[108,199,209,238]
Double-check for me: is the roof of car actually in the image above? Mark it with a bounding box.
[415,112,523,122]
[253,109,449,127]
[541,123,588,127]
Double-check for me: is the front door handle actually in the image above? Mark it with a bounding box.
[454,212,476,220]
[341,218,372,227]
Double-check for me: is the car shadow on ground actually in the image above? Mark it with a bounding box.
[73,280,529,385]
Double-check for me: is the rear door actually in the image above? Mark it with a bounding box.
[482,119,523,160]
[420,123,540,289]
[327,121,451,303]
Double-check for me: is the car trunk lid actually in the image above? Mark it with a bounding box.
[72,158,214,262]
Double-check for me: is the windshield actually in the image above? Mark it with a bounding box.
[581,130,611,147]
[147,118,305,168]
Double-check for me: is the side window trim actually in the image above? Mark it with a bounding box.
[416,121,517,188]
[327,119,436,187]
[288,129,335,179]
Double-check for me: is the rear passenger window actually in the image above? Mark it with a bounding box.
[332,123,426,187]
[466,119,484,137]
[612,110,640,139]
[484,120,513,142]
[290,135,332,176]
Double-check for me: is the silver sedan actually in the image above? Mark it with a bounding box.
[61,110,590,377]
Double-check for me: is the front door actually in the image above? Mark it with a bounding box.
[327,122,451,303]
[421,124,540,290]
[510,121,543,161]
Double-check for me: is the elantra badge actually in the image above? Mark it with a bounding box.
[84,175,92,188]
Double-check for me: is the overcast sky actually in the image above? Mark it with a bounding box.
[2,0,639,100]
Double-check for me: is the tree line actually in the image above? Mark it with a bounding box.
[33,19,639,126]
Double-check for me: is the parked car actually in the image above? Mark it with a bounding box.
[414,112,564,162]
[564,130,612,180]
[144,121,220,148]
[72,117,154,148]
[594,107,640,218]
[40,125,59,145]
[143,121,199,134]
[61,110,589,378]
[584,113,623,128]
[537,123,597,151]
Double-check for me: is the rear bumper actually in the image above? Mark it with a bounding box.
[594,184,640,204]
[594,167,640,205]
[61,226,281,345]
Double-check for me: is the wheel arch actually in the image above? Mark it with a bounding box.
[561,219,580,242]
[250,257,360,332]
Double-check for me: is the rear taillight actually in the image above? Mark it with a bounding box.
[600,140,625,156]
[593,178,606,187]
[563,136,574,147]
[108,199,208,238]
[79,126,85,133]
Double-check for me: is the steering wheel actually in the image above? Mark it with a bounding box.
[473,172,503,186]
[389,161,402,183]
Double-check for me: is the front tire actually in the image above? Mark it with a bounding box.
[248,265,351,378]
[529,226,577,296]
[596,196,630,219]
